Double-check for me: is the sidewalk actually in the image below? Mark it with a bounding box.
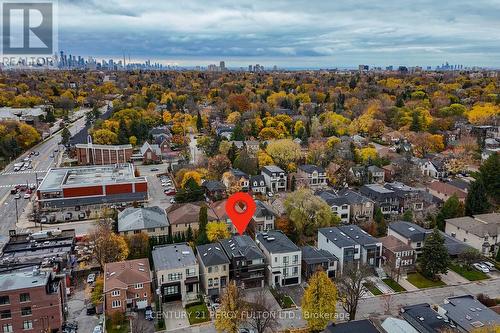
[396,277,419,291]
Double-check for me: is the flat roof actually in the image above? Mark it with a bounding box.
[0,267,50,292]
[39,163,145,191]
[442,295,500,331]
[152,243,197,271]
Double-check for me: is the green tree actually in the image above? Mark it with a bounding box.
[496,247,500,262]
[302,270,337,331]
[436,195,464,231]
[186,225,194,242]
[118,119,129,144]
[91,277,104,306]
[374,208,387,236]
[231,121,244,141]
[402,209,413,222]
[61,127,71,145]
[196,110,203,132]
[196,206,209,245]
[420,228,450,280]
[465,179,490,216]
[479,153,500,204]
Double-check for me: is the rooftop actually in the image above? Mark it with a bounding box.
[38,163,144,191]
[104,258,151,292]
[338,225,380,246]
[220,235,265,261]
[152,243,197,271]
[379,235,414,253]
[441,295,500,332]
[75,143,132,150]
[319,227,358,248]
[323,319,380,333]
[301,245,338,265]
[256,230,300,254]
[445,213,500,238]
[402,303,458,333]
[196,243,230,267]
[262,165,286,173]
[389,221,427,242]
[118,206,168,233]
[0,266,51,292]
[298,164,325,174]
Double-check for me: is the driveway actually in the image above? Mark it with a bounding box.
[66,288,101,333]
[131,311,155,333]
[439,269,469,285]
[243,287,281,310]
[163,302,190,331]
[280,284,305,306]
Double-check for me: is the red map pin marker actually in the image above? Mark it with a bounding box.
[225,192,256,235]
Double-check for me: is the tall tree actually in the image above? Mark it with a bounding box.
[302,270,338,331]
[478,153,500,205]
[206,221,230,242]
[465,179,490,216]
[196,110,203,132]
[61,126,71,145]
[245,289,279,333]
[374,208,386,237]
[337,263,373,321]
[118,119,129,144]
[231,121,244,141]
[88,218,129,269]
[196,206,209,245]
[436,194,464,230]
[125,232,150,259]
[420,228,450,280]
[214,281,246,333]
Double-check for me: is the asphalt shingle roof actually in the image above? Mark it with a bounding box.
[220,235,265,261]
[301,245,338,265]
[118,206,168,233]
[152,243,197,271]
[196,243,230,267]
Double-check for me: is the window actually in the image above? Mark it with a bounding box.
[208,278,213,287]
[208,267,212,273]
[0,296,8,305]
[133,230,140,234]
[2,324,13,333]
[147,228,155,232]
[293,255,298,264]
[111,300,121,308]
[0,310,11,319]
[20,293,30,302]
[186,268,195,277]
[274,257,278,263]
[111,290,120,297]
[283,268,288,277]
[21,307,31,316]
[283,256,289,264]
[293,267,298,275]
[223,265,226,271]
[168,272,182,281]
[214,278,219,286]
[416,242,421,248]
[22,321,33,330]
[135,283,144,289]
[165,286,178,295]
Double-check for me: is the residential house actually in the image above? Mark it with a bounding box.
[261,165,287,192]
[338,188,374,224]
[220,235,266,289]
[215,124,235,140]
[301,245,338,280]
[350,166,369,185]
[166,203,218,237]
[202,180,227,201]
[421,158,448,179]
[389,221,470,257]
[482,148,500,162]
[249,175,267,194]
[382,164,397,182]
[0,266,65,332]
[427,181,467,203]
[368,165,385,183]
[445,213,500,257]
[244,140,260,155]
[196,243,230,298]
[255,231,301,287]
[401,303,459,333]
[437,295,500,332]
[252,200,277,232]
[360,184,399,216]
[381,317,419,333]
[318,225,382,274]
[104,259,152,314]
[317,190,350,224]
[384,182,425,213]
[152,244,199,305]
[118,206,169,241]
[379,235,416,275]
[222,169,250,192]
[150,126,172,143]
[296,164,327,189]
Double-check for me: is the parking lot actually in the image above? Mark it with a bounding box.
[136,165,176,208]
[66,285,101,333]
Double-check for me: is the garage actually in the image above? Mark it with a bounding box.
[136,299,148,310]
[283,277,299,285]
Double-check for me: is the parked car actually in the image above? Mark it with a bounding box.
[92,325,103,333]
[145,306,154,321]
[10,188,17,194]
[165,190,176,196]
[482,261,495,270]
[23,193,31,199]
[211,303,220,312]
[14,193,21,199]
[34,151,39,156]
[150,167,159,172]
[87,273,96,284]
[86,303,96,315]
[473,263,490,273]
[267,192,274,197]
[170,198,176,204]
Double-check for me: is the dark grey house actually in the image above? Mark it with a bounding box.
[301,245,338,280]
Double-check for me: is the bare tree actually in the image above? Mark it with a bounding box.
[244,289,279,333]
[336,263,373,321]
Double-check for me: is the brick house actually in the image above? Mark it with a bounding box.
[378,235,416,277]
[0,266,66,333]
[103,259,153,315]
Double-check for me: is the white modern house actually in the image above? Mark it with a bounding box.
[255,230,301,287]
[261,165,287,192]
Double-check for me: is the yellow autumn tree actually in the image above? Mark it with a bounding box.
[356,147,378,163]
[214,281,246,333]
[467,103,500,124]
[257,150,274,167]
[302,270,338,331]
[181,171,202,189]
[17,123,41,148]
[93,129,118,145]
[226,111,241,124]
[162,111,172,123]
[206,221,231,242]
[266,139,302,170]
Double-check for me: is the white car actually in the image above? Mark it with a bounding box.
[87,273,96,284]
[267,192,274,197]
[473,263,489,273]
[92,326,103,333]
[482,261,495,270]
[170,198,176,204]
[23,193,30,199]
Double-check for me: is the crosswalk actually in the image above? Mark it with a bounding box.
[0,183,37,188]
[1,169,49,176]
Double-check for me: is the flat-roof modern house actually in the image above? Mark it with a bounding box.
[255,231,301,287]
[301,245,338,280]
[322,319,380,333]
[196,243,230,298]
[318,225,382,274]
[438,295,500,332]
[445,213,500,257]
[118,206,169,241]
[261,165,287,192]
[152,244,199,306]
[220,235,266,289]
[36,164,147,221]
[360,184,399,216]
[401,303,459,333]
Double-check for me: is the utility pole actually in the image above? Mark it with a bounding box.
[14,197,19,225]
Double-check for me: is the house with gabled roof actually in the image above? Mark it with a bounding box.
[196,243,230,297]
[118,206,169,241]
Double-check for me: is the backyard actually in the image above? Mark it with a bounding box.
[382,278,406,292]
[185,302,210,325]
[406,272,446,289]
[449,263,489,281]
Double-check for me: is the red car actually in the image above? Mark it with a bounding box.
[165,190,176,196]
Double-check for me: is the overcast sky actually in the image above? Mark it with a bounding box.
[58,0,500,68]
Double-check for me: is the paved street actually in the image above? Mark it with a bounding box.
[0,107,96,235]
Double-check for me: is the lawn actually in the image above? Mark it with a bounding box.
[105,320,129,333]
[270,288,296,309]
[449,263,489,281]
[406,272,446,289]
[363,282,383,295]
[382,278,406,292]
[185,302,210,325]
